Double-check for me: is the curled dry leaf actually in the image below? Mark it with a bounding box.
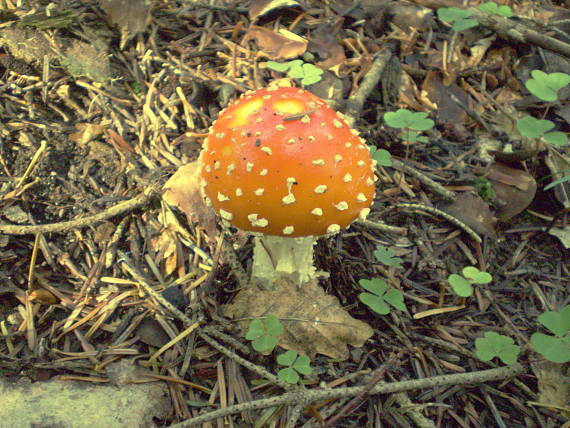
[486,163,537,220]
[100,0,153,47]
[248,0,300,21]
[544,148,570,209]
[244,26,307,59]
[162,162,217,238]
[442,192,497,238]
[224,278,373,359]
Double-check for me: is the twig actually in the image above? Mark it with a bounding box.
[197,332,292,390]
[344,50,393,124]
[170,364,524,427]
[0,184,160,235]
[388,203,482,243]
[392,159,456,201]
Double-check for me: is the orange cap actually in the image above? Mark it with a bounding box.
[199,86,376,237]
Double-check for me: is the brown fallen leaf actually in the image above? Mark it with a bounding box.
[100,0,154,48]
[162,162,217,238]
[308,18,346,70]
[441,192,497,238]
[224,278,373,360]
[485,163,537,220]
[244,26,307,60]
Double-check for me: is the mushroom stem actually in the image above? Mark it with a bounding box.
[251,235,318,289]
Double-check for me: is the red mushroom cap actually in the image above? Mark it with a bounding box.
[199,86,376,237]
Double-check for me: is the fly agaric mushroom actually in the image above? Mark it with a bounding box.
[199,86,376,286]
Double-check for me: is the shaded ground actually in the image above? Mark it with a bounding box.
[0,1,569,427]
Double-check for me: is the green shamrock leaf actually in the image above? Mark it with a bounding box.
[475,331,520,365]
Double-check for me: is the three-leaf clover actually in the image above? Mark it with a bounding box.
[530,305,570,363]
[277,350,312,384]
[437,8,479,32]
[267,60,323,86]
[525,70,570,102]
[384,109,434,131]
[358,278,407,315]
[245,315,284,353]
[478,2,513,17]
[369,146,393,167]
[516,116,568,146]
[475,331,520,365]
[374,245,403,268]
[448,266,492,297]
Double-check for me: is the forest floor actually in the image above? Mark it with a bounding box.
[0,0,569,427]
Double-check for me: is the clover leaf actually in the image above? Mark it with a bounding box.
[530,305,570,363]
[277,350,312,384]
[373,245,403,268]
[525,70,570,102]
[384,109,434,131]
[359,278,407,315]
[437,8,479,31]
[475,332,520,365]
[245,315,283,353]
[369,146,393,167]
[478,2,513,18]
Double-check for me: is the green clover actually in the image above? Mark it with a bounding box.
[277,350,312,384]
[245,315,284,353]
[476,332,520,365]
[478,2,513,18]
[358,278,407,315]
[437,8,479,32]
[530,306,570,363]
[525,70,570,102]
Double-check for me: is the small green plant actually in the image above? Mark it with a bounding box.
[369,146,393,167]
[245,315,283,352]
[448,266,492,297]
[437,8,478,31]
[266,60,323,86]
[544,170,570,191]
[516,116,568,146]
[475,331,521,365]
[478,2,513,17]
[374,245,403,268]
[475,177,496,202]
[530,305,570,364]
[525,70,570,102]
[276,350,312,384]
[384,109,434,144]
[358,278,407,315]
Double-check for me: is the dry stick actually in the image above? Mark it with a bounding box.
[343,49,393,125]
[198,332,292,391]
[392,159,456,201]
[169,364,524,427]
[0,184,160,235]
[323,351,404,427]
[391,203,482,243]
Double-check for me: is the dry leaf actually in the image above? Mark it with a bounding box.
[249,0,300,21]
[548,227,570,249]
[244,26,307,60]
[486,163,537,220]
[442,192,497,238]
[544,148,570,209]
[308,18,346,70]
[162,162,217,238]
[533,361,570,419]
[224,278,373,359]
[100,0,153,47]
[70,123,107,145]
[422,71,469,124]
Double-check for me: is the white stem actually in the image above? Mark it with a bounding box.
[251,235,318,289]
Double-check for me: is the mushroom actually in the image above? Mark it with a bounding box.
[199,85,376,287]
